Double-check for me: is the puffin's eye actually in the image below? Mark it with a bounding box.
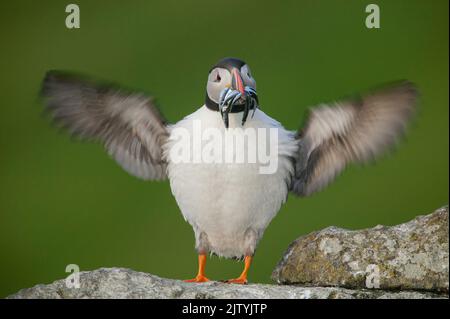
[214,73,221,82]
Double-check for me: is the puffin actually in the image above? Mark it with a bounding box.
[41,57,417,284]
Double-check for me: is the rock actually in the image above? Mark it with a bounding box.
[7,267,446,299]
[272,206,449,292]
[7,206,449,299]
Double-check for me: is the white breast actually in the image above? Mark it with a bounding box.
[164,106,298,258]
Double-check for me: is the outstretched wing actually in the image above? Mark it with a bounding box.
[42,71,169,180]
[291,81,418,196]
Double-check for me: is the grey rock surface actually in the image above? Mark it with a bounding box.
[7,267,447,299]
[272,206,449,292]
[8,206,449,299]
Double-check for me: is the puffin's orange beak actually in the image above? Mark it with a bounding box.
[231,68,245,95]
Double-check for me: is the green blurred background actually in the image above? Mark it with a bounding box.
[0,0,448,297]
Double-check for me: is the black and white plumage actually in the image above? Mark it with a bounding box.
[41,58,417,283]
[292,83,417,196]
[42,72,168,180]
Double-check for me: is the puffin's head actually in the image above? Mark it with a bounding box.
[205,57,258,127]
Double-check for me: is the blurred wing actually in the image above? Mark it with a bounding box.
[42,71,169,180]
[291,81,418,196]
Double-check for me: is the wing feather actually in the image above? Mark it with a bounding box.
[41,71,169,180]
[291,81,418,196]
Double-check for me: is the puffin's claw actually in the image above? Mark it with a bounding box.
[223,277,248,285]
[184,275,210,283]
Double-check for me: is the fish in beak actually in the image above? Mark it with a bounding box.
[217,66,258,128]
[219,68,247,128]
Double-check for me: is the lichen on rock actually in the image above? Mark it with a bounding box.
[7,268,447,299]
[272,206,449,292]
[7,206,449,299]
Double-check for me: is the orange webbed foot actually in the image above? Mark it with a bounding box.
[223,277,248,285]
[184,275,210,283]
[222,255,252,284]
[184,254,209,283]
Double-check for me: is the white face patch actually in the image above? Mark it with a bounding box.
[206,65,257,103]
[206,67,232,103]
